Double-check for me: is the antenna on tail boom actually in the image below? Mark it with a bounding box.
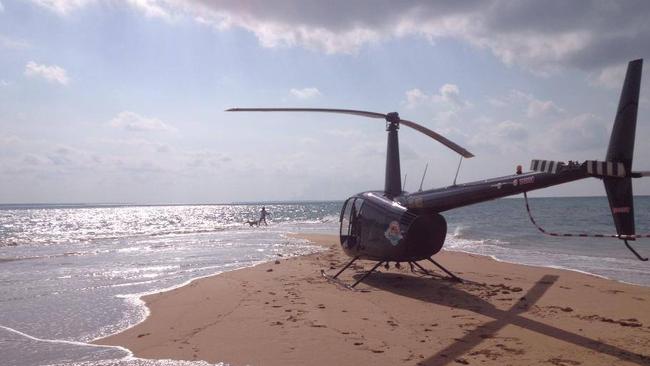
[418,163,428,192]
[453,156,463,186]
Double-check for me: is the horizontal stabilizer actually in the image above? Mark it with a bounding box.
[530,159,565,174]
[531,159,629,178]
[586,160,626,178]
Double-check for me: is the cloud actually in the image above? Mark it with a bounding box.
[109,111,177,132]
[437,84,467,108]
[184,150,232,169]
[404,88,428,108]
[468,119,529,154]
[405,83,468,109]
[547,113,607,152]
[589,63,627,89]
[30,0,95,14]
[494,120,528,140]
[125,0,172,20]
[526,98,563,119]
[2,141,98,175]
[25,1,650,74]
[491,89,563,118]
[182,1,650,73]
[0,35,30,49]
[290,87,321,99]
[0,1,4,12]
[97,138,173,153]
[0,134,22,147]
[24,61,70,85]
[29,0,174,20]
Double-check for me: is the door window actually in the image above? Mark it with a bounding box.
[340,198,354,236]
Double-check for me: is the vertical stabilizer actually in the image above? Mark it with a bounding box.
[604,59,643,238]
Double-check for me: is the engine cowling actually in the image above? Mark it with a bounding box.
[340,192,447,262]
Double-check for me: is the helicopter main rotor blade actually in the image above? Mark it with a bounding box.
[226,107,474,158]
[399,118,474,158]
[226,108,386,119]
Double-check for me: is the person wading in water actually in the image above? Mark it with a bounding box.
[259,206,270,225]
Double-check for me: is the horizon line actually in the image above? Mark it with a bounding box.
[2,194,650,208]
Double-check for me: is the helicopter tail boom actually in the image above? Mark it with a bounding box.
[404,59,645,228]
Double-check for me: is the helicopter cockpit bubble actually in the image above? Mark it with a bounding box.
[339,192,447,262]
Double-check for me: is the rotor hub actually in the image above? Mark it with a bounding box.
[386,112,400,131]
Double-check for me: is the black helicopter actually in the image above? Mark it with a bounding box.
[228,59,648,288]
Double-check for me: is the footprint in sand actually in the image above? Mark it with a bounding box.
[495,343,525,355]
[575,314,642,327]
[547,357,582,366]
[604,289,624,294]
[469,348,502,361]
[547,305,574,313]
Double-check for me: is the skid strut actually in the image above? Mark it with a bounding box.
[409,261,434,276]
[332,256,359,279]
[322,256,386,289]
[409,260,463,282]
[624,240,649,261]
[350,261,385,288]
[427,257,463,282]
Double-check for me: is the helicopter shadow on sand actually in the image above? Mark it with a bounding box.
[360,272,650,366]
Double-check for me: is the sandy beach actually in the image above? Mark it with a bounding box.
[96,234,650,366]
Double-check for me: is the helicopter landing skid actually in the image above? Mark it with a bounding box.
[322,255,463,289]
[409,259,463,283]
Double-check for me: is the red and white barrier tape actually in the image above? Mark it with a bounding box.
[522,192,650,239]
[522,192,648,261]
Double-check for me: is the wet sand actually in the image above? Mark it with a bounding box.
[96,234,650,365]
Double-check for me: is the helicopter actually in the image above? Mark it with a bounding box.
[227,58,648,288]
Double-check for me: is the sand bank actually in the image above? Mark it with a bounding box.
[96,234,650,365]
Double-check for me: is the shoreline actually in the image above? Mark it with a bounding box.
[96,234,650,365]
[441,244,650,288]
[91,234,327,343]
[443,247,619,284]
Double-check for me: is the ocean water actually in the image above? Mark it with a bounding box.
[0,197,649,365]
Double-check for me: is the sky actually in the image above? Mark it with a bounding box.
[1,0,649,204]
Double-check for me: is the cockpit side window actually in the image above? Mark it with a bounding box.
[354,198,364,217]
[340,198,354,236]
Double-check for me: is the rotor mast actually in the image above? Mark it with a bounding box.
[385,112,402,198]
